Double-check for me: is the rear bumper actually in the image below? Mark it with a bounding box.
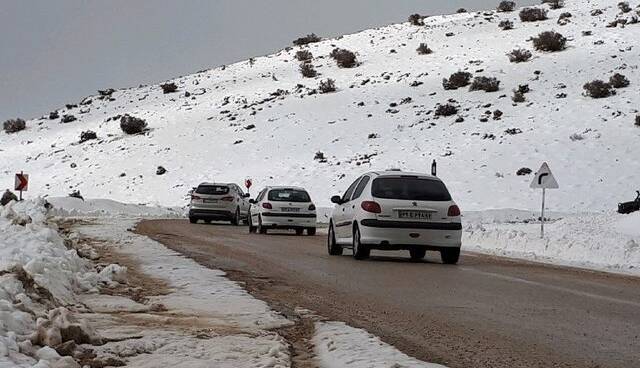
[261,213,316,228]
[359,219,462,249]
[189,209,233,220]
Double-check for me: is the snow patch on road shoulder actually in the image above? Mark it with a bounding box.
[314,321,447,368]
[73,218,290,330]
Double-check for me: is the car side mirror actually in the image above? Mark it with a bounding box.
[249,199,256,204]
[243,193,250,198]
[331,195,342,204]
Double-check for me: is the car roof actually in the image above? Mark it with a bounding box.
[365,170,442,180]
[198,182,234,187]
[265,186,308,191]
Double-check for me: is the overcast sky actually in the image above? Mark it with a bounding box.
[0,0,536,122]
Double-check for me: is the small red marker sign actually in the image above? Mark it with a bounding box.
[245,178,252,189]
[15,173,29,191]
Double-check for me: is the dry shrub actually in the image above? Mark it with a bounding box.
[293,34,321,46]
[507,48,532,62]
[319,79,336,93]
[442,71,472,90]
[3,118,26,134]
[583,80,614,98]
[520,7,548,21]
[120,114,148,134]
[532,31,567,51]
[470,76,501,92]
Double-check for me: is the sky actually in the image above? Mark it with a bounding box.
[0,0,536,123]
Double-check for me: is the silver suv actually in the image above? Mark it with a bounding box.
[188,183,250,225]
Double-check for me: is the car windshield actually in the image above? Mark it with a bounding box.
[268,189,311,202]
[196,185,230,195]
[371,177,452,201]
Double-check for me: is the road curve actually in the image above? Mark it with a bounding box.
[136,220,640,368]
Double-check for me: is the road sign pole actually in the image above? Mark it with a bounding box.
[19,171,23,201]
[540,188,546,238]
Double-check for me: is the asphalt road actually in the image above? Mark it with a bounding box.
[136,220,640,368]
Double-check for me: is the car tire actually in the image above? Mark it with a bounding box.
[352,225,370,260]
[189,217,198,224]
[327,222,343,256]
[307,227,316,236]
[248,211,257,233]
[258,215,267,234]
[231,208,240,226]
[440,247,461,265]
[410,249,426,260]
[295,229,304,235]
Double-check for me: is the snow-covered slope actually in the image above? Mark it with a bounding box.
[2,0,639,211]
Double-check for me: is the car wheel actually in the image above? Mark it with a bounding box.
[440,247,460,265]
[307,227,316,236]
[189,217,198,224]
[327,223,343,256]
[231,208,240,226]
[295,229,304,236]
[352,225,370,260]
[248,211,257,233]
[410,249,426,260]
[258,215,267,234]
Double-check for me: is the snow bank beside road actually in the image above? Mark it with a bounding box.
[0,199,123,367]
[464,210,640,276]
[47,197,183,218]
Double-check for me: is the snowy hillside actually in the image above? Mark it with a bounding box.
[2,0,639,211]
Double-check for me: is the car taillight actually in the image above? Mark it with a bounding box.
[262,202,272,209]
[221,196,234,202]
[448,205,461,217]
[308,204,316,211]
[191,195,201,200]
[361,201,381,214]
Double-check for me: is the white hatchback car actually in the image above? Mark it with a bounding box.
[248,186,317,235]
[188,182,251,225]
[327,171,462,263]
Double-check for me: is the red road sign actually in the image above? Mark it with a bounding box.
[245,178,252,189]
[15,173,29,191]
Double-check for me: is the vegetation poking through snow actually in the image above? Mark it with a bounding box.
[532,31,567,51]
[330,48,358,68]
[443,71,472,90]
[609,73,630,89]
[470,76,501,92]
[300,63,318,78]
[3,118,26,134]
[120,115,148,134]
[319,79,336,93]
[296,50,313,62]
[293,33,321,46]
[161,82,178,94]
[519,7,549,22]
[507,48,532,62]
[408,14,424,26]
[416,43,433,55]
[583,80,615,98]
[497,1,516,12]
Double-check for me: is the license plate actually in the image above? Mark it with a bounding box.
[398,210,431,220]
[281,207,300,212]
[203,199,218,203]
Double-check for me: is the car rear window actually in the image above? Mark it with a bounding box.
[268,189,311,202]
[196,185,230,195]
[371,177,452,201]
